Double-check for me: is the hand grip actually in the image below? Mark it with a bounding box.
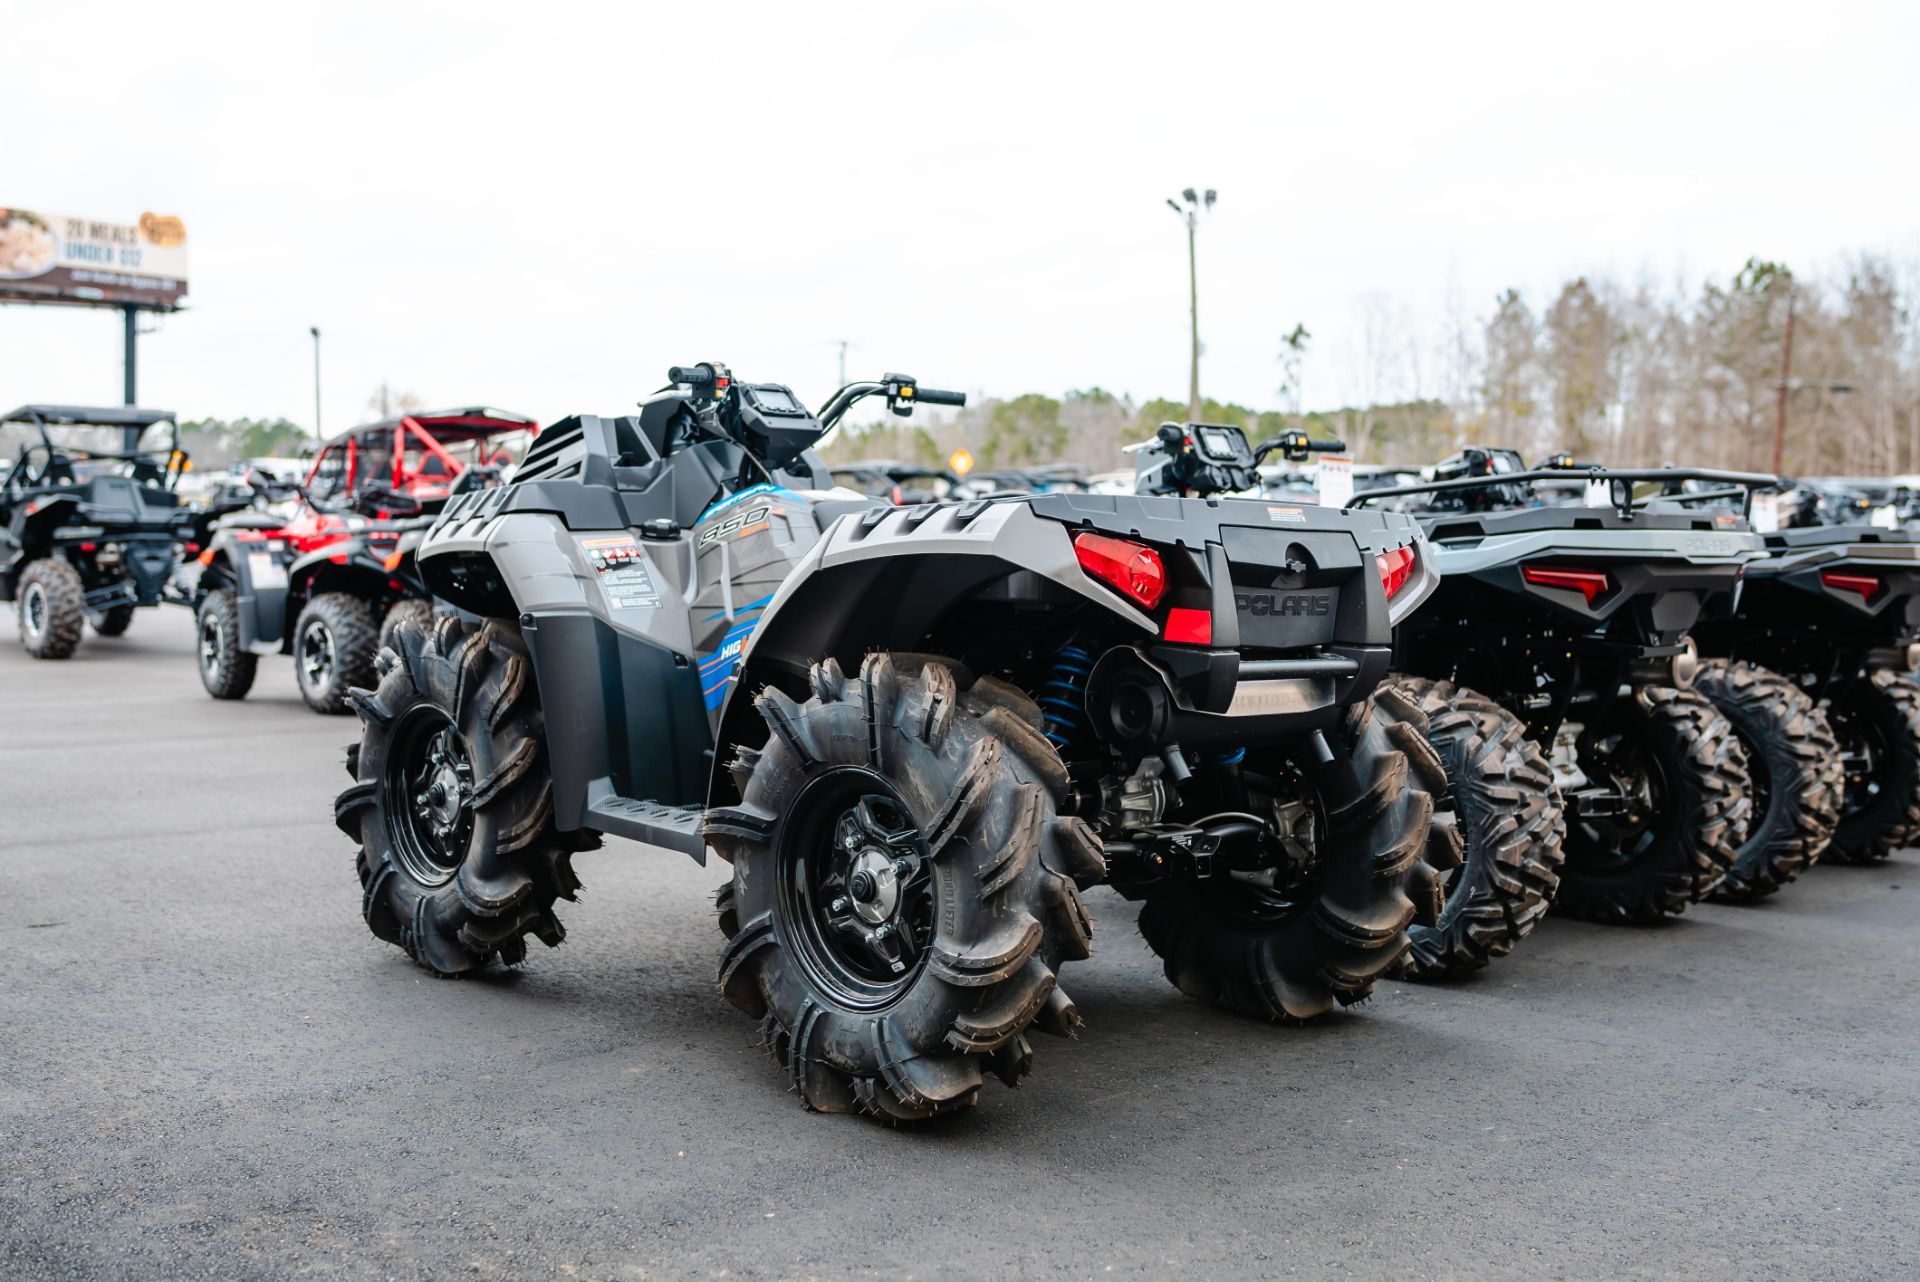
[914,387,966,407]
[668,364,716,385]
[1308,438,1346,453]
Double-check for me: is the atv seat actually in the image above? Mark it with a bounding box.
[219,512,288,531]
[82,475,179,523]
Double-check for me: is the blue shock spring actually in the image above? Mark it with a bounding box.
[1039,643,1095,750]
[1206,747,1246,766]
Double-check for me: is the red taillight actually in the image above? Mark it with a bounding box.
[1163,606,1213,645]
[1821,571,1882,602]
[1376,544,1416,599]
[78,542,97,553]
[1073,532,1166,610]
[1522,565,1611,605]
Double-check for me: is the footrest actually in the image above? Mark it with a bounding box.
[583,780,708,861]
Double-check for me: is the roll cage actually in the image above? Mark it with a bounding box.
[302,408,537,511]
[1,404,185,495]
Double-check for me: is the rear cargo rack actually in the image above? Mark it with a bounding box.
[1344,465,1781,520]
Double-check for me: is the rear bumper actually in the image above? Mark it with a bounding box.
[1086,642,1394,748]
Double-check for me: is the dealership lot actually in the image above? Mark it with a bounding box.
[4,606,1917,1281]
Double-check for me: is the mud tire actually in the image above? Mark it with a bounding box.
[710,653,1100,1123]
[1692,660,1843,899]
[379,597,437,656]
[1388,677,1565,980]
[293,592,379,714]
[89,603,136,637]
[16,558,85,659]
[336,614,596,976]
[1555,686,1746,923]
[195,587,257,699]
[1136,685,1454,1019]
[1824,670,1920,865]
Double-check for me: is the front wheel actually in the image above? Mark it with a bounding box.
[16,558,85,659]
[336,614,596,975]
[710,653,1102,1122]
[379,597,437,656]
[89,604,136,637]
[1555,686,1747,923]
[1823,670,1920,864]
[293,592,378,714]
[1136,686,1455,1019]
[196,588,258,700]
[1692,660,1843,899]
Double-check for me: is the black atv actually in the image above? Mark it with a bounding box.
[1691,522,1920,867]
[1349,450,1774,973]
[0,404,221,659]
[337,365,1452,1122]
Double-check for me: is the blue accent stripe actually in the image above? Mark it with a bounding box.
[700,483,794,520]
[698,617,764,710]
[703,592,776,622]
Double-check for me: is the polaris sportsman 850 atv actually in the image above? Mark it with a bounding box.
[1,404,225,658]
[337,365,1451,1122]
[1349,451,1773,969]
[1691,521,1920,866]
[195,409,531,711]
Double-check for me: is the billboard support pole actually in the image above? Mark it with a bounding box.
[122,304,138,405]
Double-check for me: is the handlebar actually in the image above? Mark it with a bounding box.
[1252,431,1347,464]
[668,364,719,387]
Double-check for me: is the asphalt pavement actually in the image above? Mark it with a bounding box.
[3,605,1916,1281]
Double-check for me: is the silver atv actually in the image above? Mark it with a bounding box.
[336,365,1450,1121]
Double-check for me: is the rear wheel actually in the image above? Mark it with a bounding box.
[1824,670,1920,864]
[196,588,257,699]
[336,614,596,975]
[1692,660,1843,898]
[89,604,136,637]
[1136,685,1454,1019]
[293,592,378,714]
[711,653,1100,1122]
[1389,677,1564,980]
[1555,686,1747,923]
[16,558,84,659]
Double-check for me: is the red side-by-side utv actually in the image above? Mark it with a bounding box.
[193,408,536,712]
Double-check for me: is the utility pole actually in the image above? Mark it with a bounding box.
[309,326,323,440]
[1770,288,1795,475]
[837,339,848,389]
[122,305,139,405]
[1166,188,1216,420]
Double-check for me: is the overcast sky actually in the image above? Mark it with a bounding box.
[5,0,1916,436]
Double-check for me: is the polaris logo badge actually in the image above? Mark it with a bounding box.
[1237,591,1330,617]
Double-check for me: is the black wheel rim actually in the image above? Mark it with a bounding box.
[775,767,935,1010]
[385,705,476,887]
[299,619,335,693]
[1829,698,1886,821]
[22,582,45,639]
[1574,725,1673,867]
[199,611,222,676]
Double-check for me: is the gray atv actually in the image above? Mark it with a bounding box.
[1350,452,1776,974]
[336,365,1451,1121]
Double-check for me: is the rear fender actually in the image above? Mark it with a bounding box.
[208,531,292,653]
[708,503,1154,806]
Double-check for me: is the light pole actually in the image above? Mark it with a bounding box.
[1166,187,1215,420]
[310,326,323,441]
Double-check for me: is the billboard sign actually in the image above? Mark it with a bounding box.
[0,208,189,310]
